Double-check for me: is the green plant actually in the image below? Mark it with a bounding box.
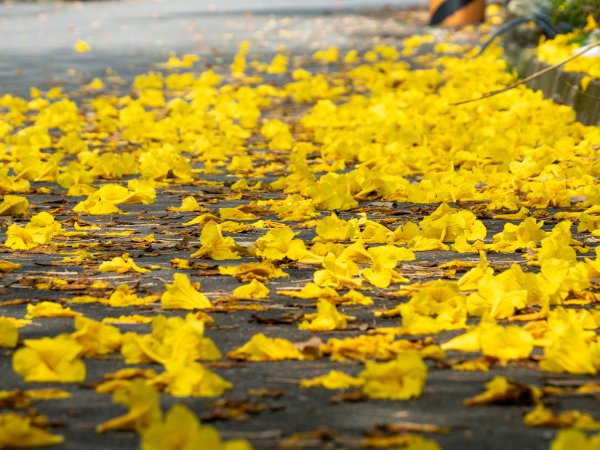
[546,0,600,29]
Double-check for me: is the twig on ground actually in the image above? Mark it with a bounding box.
[451,41,600,106]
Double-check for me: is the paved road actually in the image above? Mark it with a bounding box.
[4,3,586,450]
[0,0,424,95]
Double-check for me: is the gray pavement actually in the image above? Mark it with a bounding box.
[0,0,425,95]
[0,2,597,450]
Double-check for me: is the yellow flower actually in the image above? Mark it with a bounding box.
[313,253,362,288]
[300,370,364,389]
[536,221,580,265]
[307,173,358,211]
[550,429,600,450]
[106,284,158,307]
[166,196,206,212]
[99,254,149,274]
[86,77,104,90]
[524,403,600,429]
[362,244,413,288]
[0,413,64,448]
[96,381,162,433]
[227,333,305,361]
[191,223,241,260]
[219,207,257,221]
[151,361,232,398]
[491,217,547,251]
[261,119,293,150]
[419,203,486,243]
[360,434,442,450]
[141,404,252,450]
[312,46,339,63]
[219,261,288,282]
[0,261,21,273]
[379,282,466,335]
[466,270,528,319]
[0,195,28,215]
[0,319,19,348]
[121,315,220,365]
[359,351,427,400]
[25,301,81,319]
[233,279,270,299]
[540,324,599,375]
[254,227,309,261]
[441,327,481,352]
[479,324,534,361]
[299,299,352,331]
[161,273,212,310]
[5,212,63,250]
[457,252,493,291]
[464,376,542,406]
[74,40,91,53]
[72,316,122,357]
[322,334,429,362]
[13,335,85,383]
[73,182,156,215]
[313,213,359,243]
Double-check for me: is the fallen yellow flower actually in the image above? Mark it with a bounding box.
[0,195,28,215]
[0,413,64,448]
[5,212,63,250]
[299,299,353,331]
[464,376,542,406]
[191,222,241,260]
[524,403,600,429]
[549,429,600,450]
[25,301,81,319]
[219,261,288,282]
[227,333,305,361]
[141,403,252,450]
[74,39,91,53]
[161,273,212,310]
[96,380,162,433]
[299,370,364,389]
[72,316,122,357]
[0,319,18,348]
[233,279,270,299]
[151,361,232,398]
[0,261,21,273]
[359,351,427,400]
[12,334,85,383]
[99,254,149,274]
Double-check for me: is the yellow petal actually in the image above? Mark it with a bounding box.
[0,195,28,215]
[550,429,600,450]
[0,413,64,448]
[74,40,91,53]
[161,273,212,310]
[72,316,122,357]
[99,254,149,274]
[151,361,232,398]
[13,335,86,383]
[227,333,305,361]
[479,324,534,361]
[0,261,21,273]
[0,319,19,348]
[300,370,364,389]
[96,381,162,433]
[299,299,352,331]
[25,301,81,319]
[359,351,427,400]
[233,279,270,299]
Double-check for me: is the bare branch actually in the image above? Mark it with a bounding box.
[451,41,600,106]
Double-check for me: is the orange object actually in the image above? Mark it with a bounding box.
[429,0,485,26]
